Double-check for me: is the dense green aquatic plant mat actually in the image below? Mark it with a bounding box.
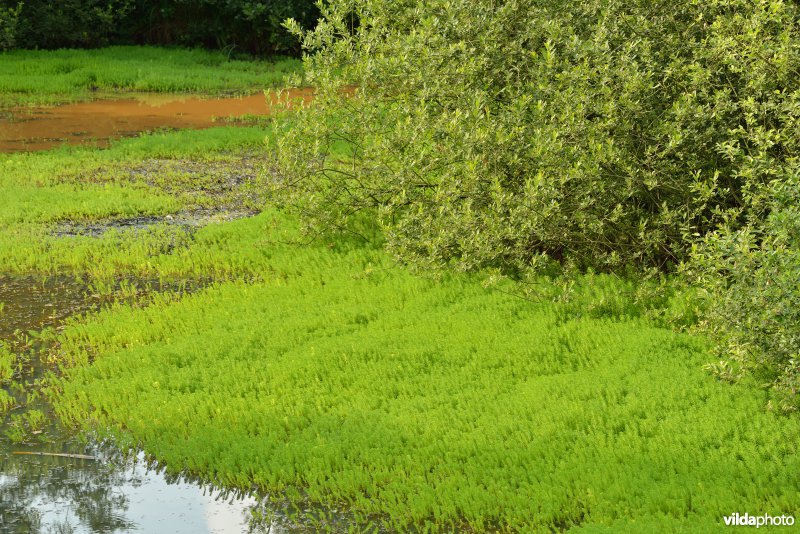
[0,127,294,279]
[0,46,302,107]
[50,229,799,532]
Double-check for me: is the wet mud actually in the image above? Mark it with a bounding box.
[53,209,257,238]
[0,89,313,152]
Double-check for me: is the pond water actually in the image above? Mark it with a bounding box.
[1,447,261,533]
[0,89,313,152]
[0,275,287,533]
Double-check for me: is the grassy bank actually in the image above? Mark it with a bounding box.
[0,46,301,107]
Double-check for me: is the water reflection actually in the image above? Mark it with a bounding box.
[0,446,261,533]
[0,275,269,533]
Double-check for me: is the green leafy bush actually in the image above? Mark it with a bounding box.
[120,0,320,55]
[8,0,136,49]
[279,0,800,272]
[0,1,21,50]
[276,0,800,399]
[691,175,800,410]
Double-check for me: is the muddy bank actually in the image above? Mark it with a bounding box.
[0,89,313,152]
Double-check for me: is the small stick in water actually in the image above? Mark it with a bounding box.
[12,451,99,461]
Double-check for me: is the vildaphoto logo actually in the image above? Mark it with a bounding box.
[723,513,795,528]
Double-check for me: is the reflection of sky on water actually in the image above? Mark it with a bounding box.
[0,450,261,533]
[0,275,269,533]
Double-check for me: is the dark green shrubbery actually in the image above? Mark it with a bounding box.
[8,0,136,49]
[0,1,21,50]
[276,0,800,405]
[118,0,320,54]
[0,0,319,54]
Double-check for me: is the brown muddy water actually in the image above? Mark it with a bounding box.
[0,88,313,152]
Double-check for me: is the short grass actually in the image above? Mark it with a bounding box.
[0,46,302,107]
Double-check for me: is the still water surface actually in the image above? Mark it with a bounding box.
[0,89,312,152]
[1,448,259,533]
[0,276,275,533]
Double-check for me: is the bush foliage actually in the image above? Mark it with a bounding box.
[0,1,21,50]
[691,175,800,410]
[276,0,800,404]
[0,0,319,54]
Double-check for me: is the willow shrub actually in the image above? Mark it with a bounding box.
[275,0,800,403]
[691,175,800,410]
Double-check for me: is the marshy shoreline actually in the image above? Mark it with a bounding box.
[0,45,797,533]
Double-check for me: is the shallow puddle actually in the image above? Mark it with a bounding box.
[0,275,206,340]
[0,448,265,533]
[0,89,313,152]
[53,209,257,238]
[0,275,97,340]
[0,275,277,533]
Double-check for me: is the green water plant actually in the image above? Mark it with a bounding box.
[49,221,800,532]
[0,342,14,383]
